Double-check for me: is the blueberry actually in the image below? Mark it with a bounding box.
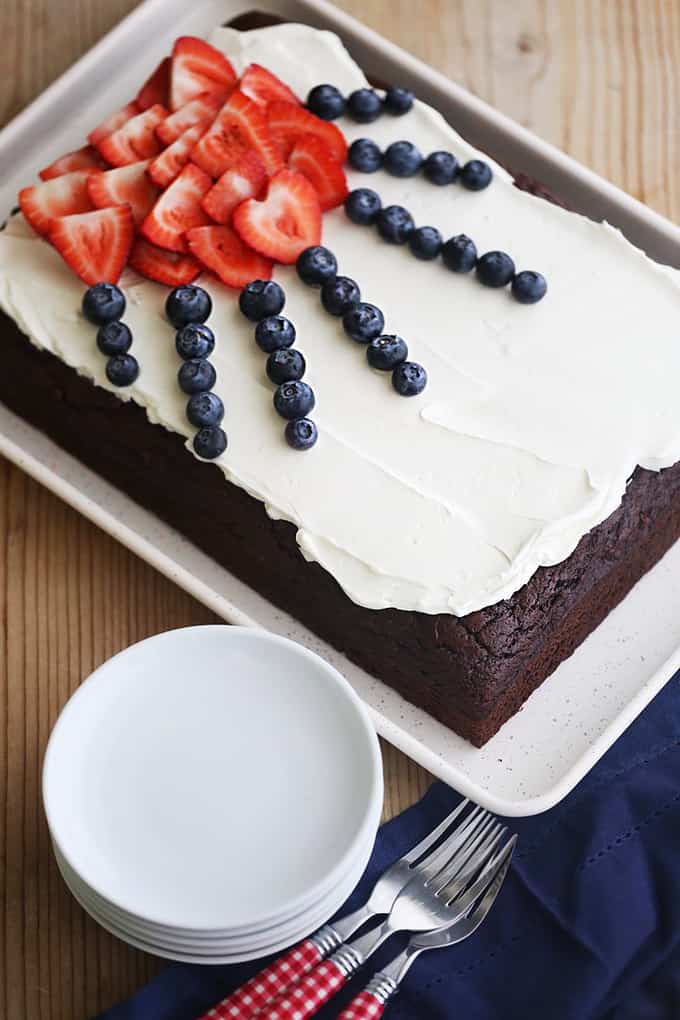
[105,353,139,387]
[408,226,442,260]
[178,358,217,395]
[82,283,125,325]
[96,320,132,356]
[344,188,382,225]
[367,334,408,371]
[392,360,427,396]
[165,284,211,328]
[306,84,346,120]
[255,315,296,353]
[239,279,285,322]
[460,159,493,191]
[273,380,316,421]
[342,302,385,343]
[193,425,227,460]
[442,234,478,273]
[321,275,361,316]
[476,251,515,287]
[186,391,224,428]
[383,86,414,115]
[511,270,548,304]
[348,138,383,173]
[347,88,382,123]
[376,205,415,244]
[383,140,423,177]
[266,348,306,384]
[296,246,338,287]
[423,151,458,186]
[285,418,318,451]
[175,322,215,360]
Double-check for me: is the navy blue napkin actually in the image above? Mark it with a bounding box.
[97,671,680,1020]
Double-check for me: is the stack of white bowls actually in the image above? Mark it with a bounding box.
[42,626,383,963]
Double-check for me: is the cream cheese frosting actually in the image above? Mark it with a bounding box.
[2,23,680,615]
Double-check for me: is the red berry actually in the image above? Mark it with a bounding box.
[232,167,321,264]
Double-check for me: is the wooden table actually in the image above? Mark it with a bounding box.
[2,1,680,1015]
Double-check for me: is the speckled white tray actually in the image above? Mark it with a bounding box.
[2,0,680,816]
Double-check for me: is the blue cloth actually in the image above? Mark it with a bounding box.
[98,672,680,1020]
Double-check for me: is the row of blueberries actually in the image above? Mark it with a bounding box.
[82,283,140,386]
[307,83,414,122]
[348,138,492,191]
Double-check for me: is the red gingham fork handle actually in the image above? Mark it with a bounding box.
[337,990,386,1019]
[257,959,348,1019]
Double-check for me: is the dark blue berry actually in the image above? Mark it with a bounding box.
[383,86,414,115]
[186,391,224,428]
[296,246,337,287]
[266,349,306,384]
[392,360,427,396]
[306,84,345,120]
[347,88,382,123]
[321,275,361,316]
[193,425,227,460]
[178,359,217,395]
[96,320,132,356]
[383,140,422,177]
[511,270,547,304]
[367,334,408,371]
[460,159,492,191]
[376,205,414,244]
[274,380,316,421]
[476,251,515,287]
[342,302,385,343]
[105,353,139,387]
[285,418,318,451]
[165,285,211,328]
[442,234,478,273]
[348,138,383,173]
[239,280,285,322]
[175,322,215,360]
[423,150,458,185]
[255,315,296,353]
[82,283,125,325]
[344,188,382,225]
[408,226,442,260]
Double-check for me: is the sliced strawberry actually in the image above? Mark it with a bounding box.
[288,135,348,211]
[147,123,206,188]
[88,101,139,147]
[18,170,96,237]
[39,145,106,181]
[87,160,160,226]
[192,89,283,178]
[136,56,171,110]
[129,238,201,286]
[186,224,272,289]
[201,151,267,224]
[170,36,237,111]
[239,63,300,107]
[156,92,224,146]
[267,101,347,162]
[140,163,213,252]
[232,167,321,264]
[96,104,168,167]
[47,206,134,285]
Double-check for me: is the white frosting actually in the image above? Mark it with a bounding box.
[2,23,680,615]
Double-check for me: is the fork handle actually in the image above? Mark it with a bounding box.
[337,973,399,1019]
[256,958,351,1020]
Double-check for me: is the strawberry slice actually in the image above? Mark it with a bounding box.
[96,104,168,167]
[88,102,139,147]
[186,224,272,289]
[87,160,160,226]
[201,150,267,224]
[129,238,201,286]
[232,167,321,264]
[288,135,348,211]
[192,89,283,178]
[19,169,96,237]
[136,56,171,110]
[47,206,134,285]
[39,145,106,181]
[140,163,213,252]
[267,101,347,162]
[170,36,237,111]
[239,63,300,107]
[156,92,224,146]
[147,123,207,188]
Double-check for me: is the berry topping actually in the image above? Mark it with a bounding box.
[39,145,105,181]
[106,353,139,387]
[306,84,346,121]
[192,89,283,178]
[141,163,212,253]
[96,320,132,356]
[476,250,516,287]
[423,150,458,186]
[200,151,267,224]
[344,187,382,225]
[348,138,382,173]
[273,380,316,420]
[147,124,208,189]
[342,302,385,343]
[87,159,160,226]
[96,104,168,166]
[129,240,201,287]
[136,57,171,111]
[178,358,217,395]
[296,245,338,287]
[266,101,347,162]
[441,234,478,273]
[48,206,134,286]
[169,36,237,111]
[392,360,427,396]
[175,322,215,360]
[193,425,227,459]
[266,348,306,384]
[233,168,321,264]
[346,88,382,123]
[166,284,212,327]
[187,224,273,289]
[367,334,408,371]
[383,140,423,177]
[288,135,348,211]
[186,391,225,428]
[255,315,296,353]
[240,63,300,107]
[156,93,224,146]
[19,170,96,237]
[376,204,415,244]
[82,283,126,325]
[285,418,318,451]
[511,270,548,304]
[239,279,285,321]
[88,102,139,147]
[321,275,361,316]
[383,86,414,115]
[408,225,443,260]
[460,159,493,191]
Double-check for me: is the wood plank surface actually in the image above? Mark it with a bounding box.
[2,1,680,1016]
